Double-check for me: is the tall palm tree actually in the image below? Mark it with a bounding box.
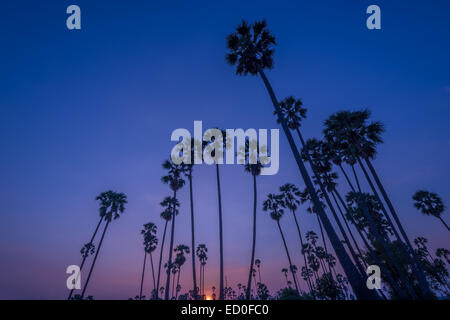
[81,191,127,298]
[413,190,449,232]
[68,204,106,299]
[281,268,289,287]
[244,139,263,300]
[263,193,300,294]
[226,20,375,299]
[140,222,158,300]
[255,259,262,283]
[324,110,434,299]
[174,244,190,299]
[161,159,186,300]
[279,183,314,294]
[196,244,208,297]
[156,196,178,299]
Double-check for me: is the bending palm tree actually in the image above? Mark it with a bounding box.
[68,207,105,299]
[263,193,300,294]
[279,183,314,294]
[161,159,186,300]
[413,190,449,232]
[196,244,208,297]
[81,191,127,298]
[140,222,158,300]
[156,197,178,299]
[226,20,375,299]
[244,139,263,300]
[174,244,190,299]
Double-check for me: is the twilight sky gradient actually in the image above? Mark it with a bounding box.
[0,0,449,299]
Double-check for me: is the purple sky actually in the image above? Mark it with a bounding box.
[0,0,449,299]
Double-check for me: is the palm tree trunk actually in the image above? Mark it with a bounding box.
[149,251,156,298]
[68,216,103,299]
[331,190,365,265]
[358,158,428,298]
[156,219,168,299]
[351,164,362,192]
[257,267,262,283]
[164,190,177,300]
[362,156,434,299]
[216,164,224,299]
[139,251,147,300]
[315,214,332,275]
[188,171,198,298]
[291,209,314,295]
[246,174,258,300]
[334,186,408,298]
[176,268,181,299]
[171,270,176,299]
[81,220,110,298]
[438,216,450,232]
[339,164,355,192]
[258,68,377,299]
[276,220,300,294]
[294,126,367,279]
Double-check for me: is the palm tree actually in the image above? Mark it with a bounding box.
[244,139,263,300]
[156,196,178,299]
[81,191,127,298]
[140,222,158,300]
[279,183,314,294]
[324,110,434,299]
[161,159,186,300]
[281,268,289,287]
[174,244,190,299]
[226,20,375,299]
[68,204,106,299]
[263,193,300,294]
[196,244,208,296]
[413,190,449,232]
[255,259,262,283]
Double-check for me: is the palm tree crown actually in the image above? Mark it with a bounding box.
[226,19,276,76]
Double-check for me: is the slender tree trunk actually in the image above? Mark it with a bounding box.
[258,267,262,283]
[291,209,314,295]
[164,190,177,300]
[188,171,198,298]
[176,268,181,299]
[156,219,168,299]
[81,220,110,298]
[149,251,156,298]
[246,174,258,300]
[172,270,176,299]
[276,220,300,294]
[295,127,367,279]
[334,184,408,299]
[331,190,365,265]
[339,164,355,192]
[315,214,332,275]
[258,69,377,299]
[363,156,434,299]
[139,251,147,300]
[68,216,103,300]
[216,164,224,299]
[351,164,362,192]
[438,216,450,232]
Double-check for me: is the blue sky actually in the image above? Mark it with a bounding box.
[0,0,449,299]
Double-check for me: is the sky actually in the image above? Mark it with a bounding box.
[0,0,449,299]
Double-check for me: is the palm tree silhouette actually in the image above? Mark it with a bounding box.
[161,159,186,300]
[68,206,105,300]
[324,110,434,299]
[243,139,263,300]
[281,268,289,287]
[139,222,158,300]
[81,191,127,298]
[255,259,262,283]
[279,183,314,295]
[226,20,375,299]
[196,244,208,297]
[263,193,300,294]
[413,190,449,232]
[156,196,178,299]
[174,244,190,299]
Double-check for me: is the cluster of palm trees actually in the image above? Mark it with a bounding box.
[69,19,449,300]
